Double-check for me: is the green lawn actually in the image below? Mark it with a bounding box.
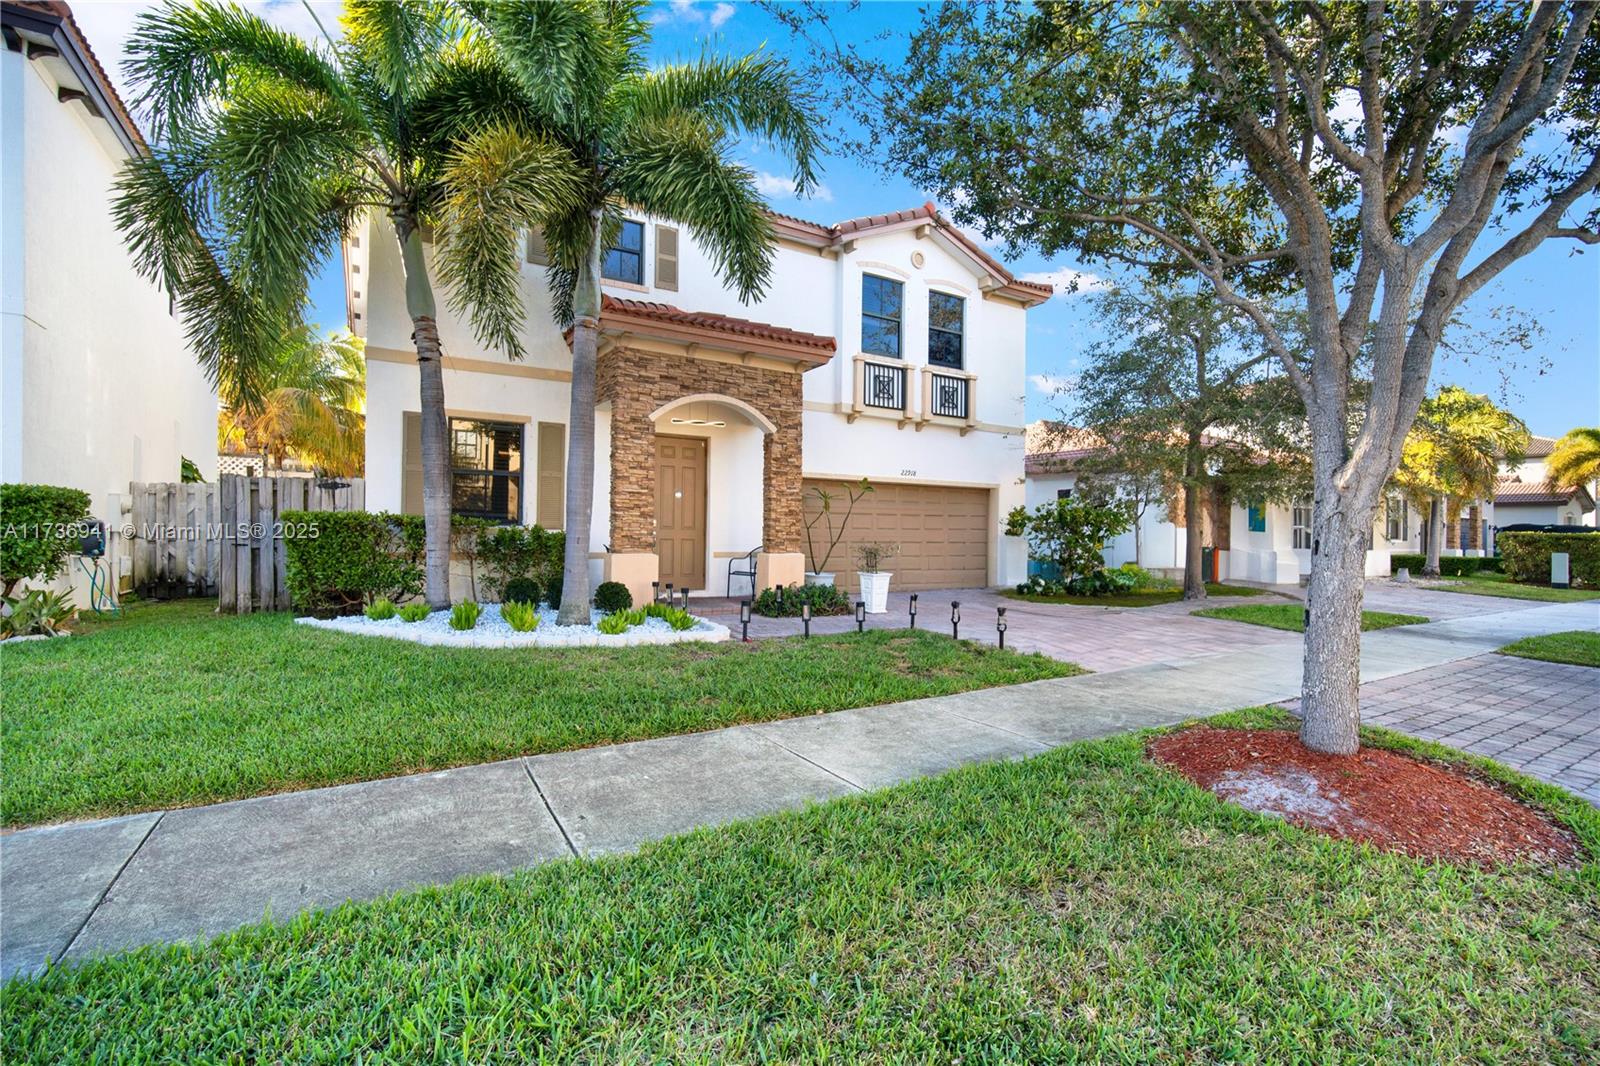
[1428,571,1600,603]
[1499,630,1600,668]
[0,600,1076,827]
[1191,603,1428,632]
[1003,582,1267,607]
[4,706,1594,1064]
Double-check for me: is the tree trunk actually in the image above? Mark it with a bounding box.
[1182,443,1205,600]
[557,212,604,625]
[1423,495,1443,577]
[1133,505,1144,567]
[1299,499,1374,755]
[392,213,452,609]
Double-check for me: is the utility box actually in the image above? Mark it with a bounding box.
[1552,551,1571,589]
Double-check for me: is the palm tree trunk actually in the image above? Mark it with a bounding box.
[1423,495,1443,577]
[1182,440,1205,601]
[393,214,452,609]
[557,212,604,625]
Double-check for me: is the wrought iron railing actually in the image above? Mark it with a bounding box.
[862,361,907,412]
[928,371,970,420]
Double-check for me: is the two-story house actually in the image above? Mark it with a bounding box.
[352,202,1046,604]
[1495,434,1596,529]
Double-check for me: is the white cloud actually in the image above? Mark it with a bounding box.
[708,3,737,29]
[753,170,833,203]
[1019,267,1110,298]
[1029,372,1079,396]
[652,1,737,29]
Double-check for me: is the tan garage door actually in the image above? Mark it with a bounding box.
[802,480,990,591]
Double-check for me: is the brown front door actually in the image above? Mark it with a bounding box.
[656,435,707,590]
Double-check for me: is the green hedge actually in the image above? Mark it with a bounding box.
[283,511,425,615]
[1388,553,1500,578]
[476,524,564,601]
[0,483,92,594]
[1497,532,1600,587]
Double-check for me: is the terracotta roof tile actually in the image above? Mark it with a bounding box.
[1494,474,1594,507]
[600,295,836,353]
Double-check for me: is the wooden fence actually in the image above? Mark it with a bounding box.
[116,475,364,612]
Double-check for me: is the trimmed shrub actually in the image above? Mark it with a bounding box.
[593,581,633,613]
[543,573,564,610]
[398,602,431,623]
[282,511,425,616]
[501,600,540,632]
[1497,532,1600,587]
[753,582,852,617]
[477,525,564,600]
[1388,553,1496,578]
[449,601,482,631]
[502,577,541,605]
[365,598,398,620]
[1,484,92,595]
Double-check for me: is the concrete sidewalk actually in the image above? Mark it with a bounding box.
[3,599,1595,980]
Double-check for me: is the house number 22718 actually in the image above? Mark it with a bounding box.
[900,469,917,477]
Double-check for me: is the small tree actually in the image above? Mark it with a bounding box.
[1005,498,1133,581]
[1548,428,1600,491]
[1395,387,1529,576]
[803,479,873,576]
[0,485,92,596]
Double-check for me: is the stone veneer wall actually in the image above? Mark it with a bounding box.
[596,346,804,554]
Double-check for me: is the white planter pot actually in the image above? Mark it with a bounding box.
[858,571,892,613]
[804,572,835,588]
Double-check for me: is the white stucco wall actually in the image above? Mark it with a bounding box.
[1022,471,1186,572]
[356,206,1034,590]
[0,49,216,524]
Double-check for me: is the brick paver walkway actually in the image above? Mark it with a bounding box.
[1283,653,1600,804]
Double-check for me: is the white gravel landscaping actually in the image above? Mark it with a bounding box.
[295,603,730,648]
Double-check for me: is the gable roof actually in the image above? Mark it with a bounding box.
[767,202,1052,307]
[1522,434,1559,459]
[2,1,147,156]
[1495,474,1596,510]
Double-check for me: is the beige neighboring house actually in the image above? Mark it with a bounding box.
[1494,434,1597,529]
[352,202,1048,604]
[1,2,217,538]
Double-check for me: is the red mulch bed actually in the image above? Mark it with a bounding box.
[1148,727,1579,869]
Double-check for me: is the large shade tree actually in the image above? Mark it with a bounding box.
[783,0,1599,753]
[437,0,821,623]
[114,0,564,608]
[1395,386,1529,575]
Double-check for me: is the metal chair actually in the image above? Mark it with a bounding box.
[727,545,761,598]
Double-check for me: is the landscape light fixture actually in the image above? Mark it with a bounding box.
[776,583,784,608]
[951,601,961,640]
[739,600,751,642]
[996,605,1007,649]
[801,601,811,638]
[680,588,691,611]
[855,601,866,632]
[651,581,660,603]
[665,583,674,603]
[909,593,918,629]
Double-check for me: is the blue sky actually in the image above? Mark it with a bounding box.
[78,0,1598,437]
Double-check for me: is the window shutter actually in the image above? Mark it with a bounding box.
[536,422,565,529]
[654,225,679,291]
[526,227,549,266]
[402,412,424,516]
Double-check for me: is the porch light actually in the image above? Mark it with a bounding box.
[669,417,726,427]
[996,606,1007,650]
[909,593,918,629]
[855,601,866,632]
[951,601,961,640]
[740,599,751,642]
[801,601,811,638]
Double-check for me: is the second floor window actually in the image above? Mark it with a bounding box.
[602,219,645,284]
[928,291,965,368]
[861,274,903,357]
[451,418,523,524]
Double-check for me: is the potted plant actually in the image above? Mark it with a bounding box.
[802,478,873,587]
[855,542,898,613]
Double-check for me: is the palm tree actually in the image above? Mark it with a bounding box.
[219,327,366,477]
[113,0,566,608]
[1396,386,1530,576]
[1547,428,1600,494]
[437,1,821,623]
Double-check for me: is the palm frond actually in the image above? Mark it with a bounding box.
[436,123,586,357]
[473,0,607,126]
[611,115,775,301]
[341,0,464,104]
[615,52,823,193]
[1547,428,1600,489]
[124,0,355,142]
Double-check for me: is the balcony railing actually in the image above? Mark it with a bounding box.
[927,371,969,420]
[861,360,906,412]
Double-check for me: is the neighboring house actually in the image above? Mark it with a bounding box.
[1024,423,1422,585]
[1494,434,1597,528]
[352,202,1046,602]
[1,1,217,531]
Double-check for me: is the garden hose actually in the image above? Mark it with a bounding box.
[76,557,121,616]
